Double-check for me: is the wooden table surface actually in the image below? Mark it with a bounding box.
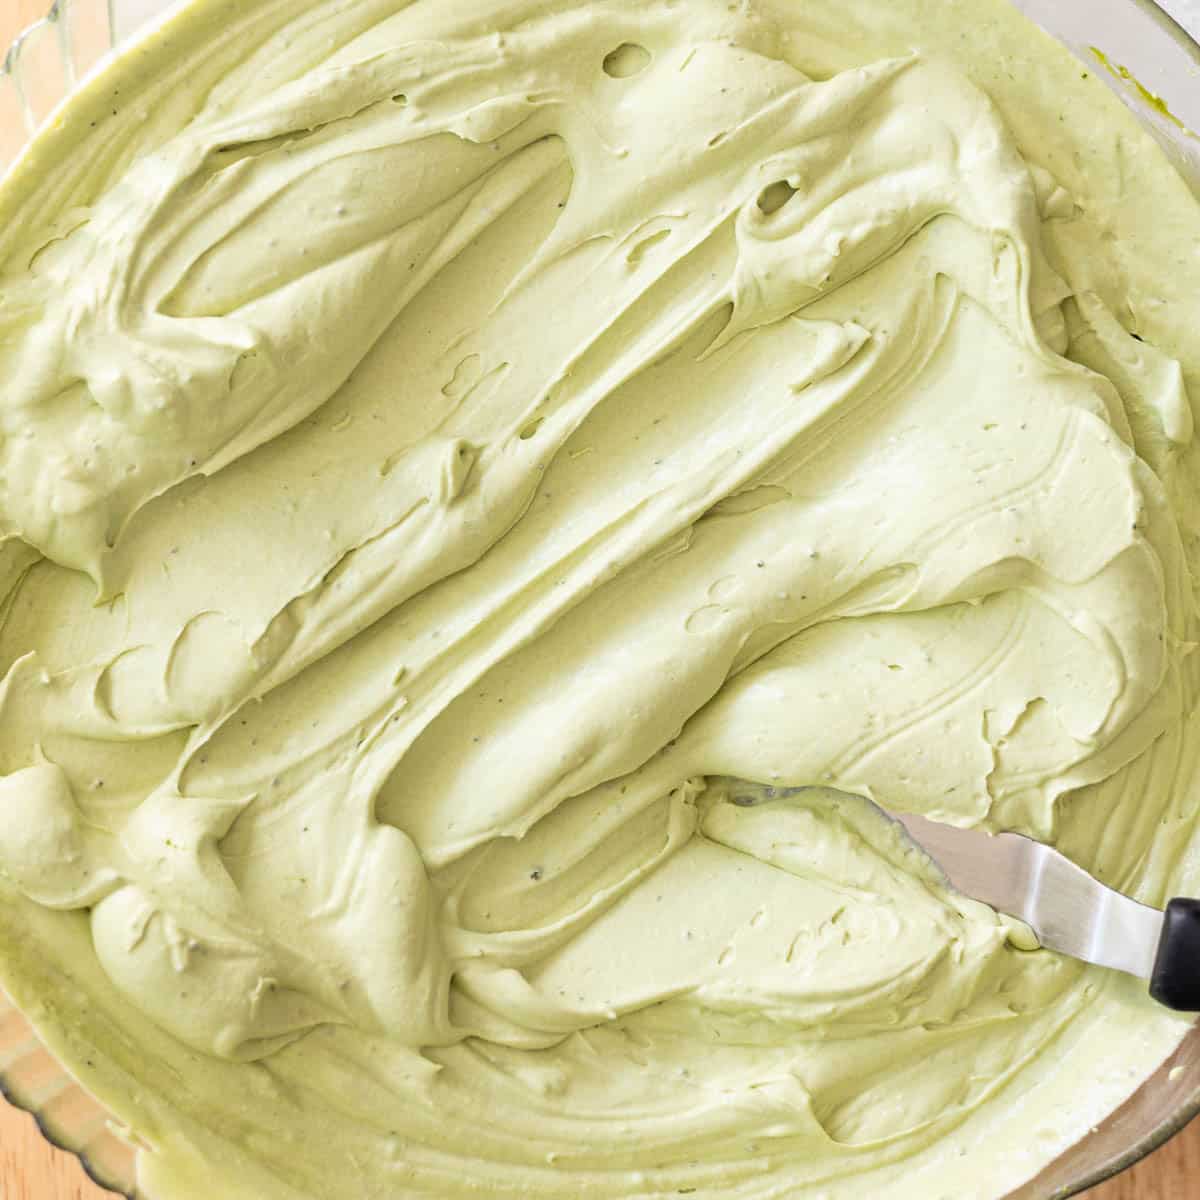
[1,0,1199,1195]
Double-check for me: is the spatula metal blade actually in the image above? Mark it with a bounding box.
[892,811,1163,980]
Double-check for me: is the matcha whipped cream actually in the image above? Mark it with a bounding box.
[1,0,1200,1196]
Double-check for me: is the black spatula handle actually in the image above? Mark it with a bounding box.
[1150,898,1200,1011]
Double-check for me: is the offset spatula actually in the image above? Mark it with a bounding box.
[728,783,1200,1012]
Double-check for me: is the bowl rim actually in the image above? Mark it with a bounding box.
[0,1056,135,1199]
[1045,1044,1200,1199]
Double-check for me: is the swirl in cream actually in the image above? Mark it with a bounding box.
[1,0,1199,1196]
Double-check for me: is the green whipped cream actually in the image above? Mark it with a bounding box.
[1,0,1200,1196]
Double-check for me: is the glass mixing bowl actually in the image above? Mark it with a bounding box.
[1,0,1199,1196]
